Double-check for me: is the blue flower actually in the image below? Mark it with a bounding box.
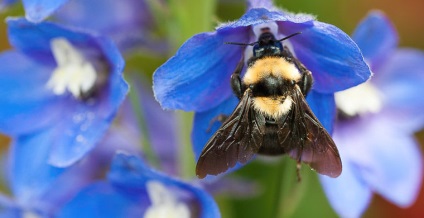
[153,0,371,173]
[0,131,118,217]
[56,152,220,218]
[0,83,155,217]
[54,0,155,52]
[320,11,424,218]
[0,18,128,167]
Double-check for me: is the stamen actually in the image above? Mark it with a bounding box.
[144,181,190,218]
[335,81,383,117]
[46,38,97,98]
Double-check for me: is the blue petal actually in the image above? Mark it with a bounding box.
[319,163,372,218]
[153,30,246,112]
[0,195,20,218]
[9,130,65,205]
[373,49,424,131]
[0,51,64,135]
[22,0,69,23]
[352,11,398,70]
[9,129,102,209]
[57,182,147,218]
[306,91,336,133]
[320,120,374,217]
[55,0,152,51]
[218,8,315,30]
[7,18,91,65]
[281,21,371,93]
[109,153,221,218]
[353,115,423,207]
[0,0,17,10]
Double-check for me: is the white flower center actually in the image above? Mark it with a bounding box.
[22,210,41,218]
[335,81,383,116]
[144,181,190,218]
[46,38,97,98]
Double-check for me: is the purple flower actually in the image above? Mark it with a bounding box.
[0,18,128,167]
[153,0,371,174]
[56,152,220,218]
[320,11,424,218]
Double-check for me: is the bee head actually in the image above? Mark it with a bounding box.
[253,32,283,57]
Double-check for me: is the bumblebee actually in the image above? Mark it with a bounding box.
[195,26,342,179]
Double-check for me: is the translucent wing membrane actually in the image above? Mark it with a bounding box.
[196,89,264,178]
[287,87,342,178]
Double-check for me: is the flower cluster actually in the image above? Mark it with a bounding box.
[0,0,218,217]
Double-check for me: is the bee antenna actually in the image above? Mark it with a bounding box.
[278,32,302,42]
[225,41,257,46]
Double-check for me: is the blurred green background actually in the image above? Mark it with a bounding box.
[0,0,423,217]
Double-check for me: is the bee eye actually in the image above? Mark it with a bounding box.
[249,84,254,89]
[291,80,296,85]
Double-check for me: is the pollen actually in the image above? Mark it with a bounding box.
[335,81,383,116]
[46,38,97,98]
[144,180,190,218]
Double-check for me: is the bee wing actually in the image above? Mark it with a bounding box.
[280,87,342,178]
[196,89,265,179]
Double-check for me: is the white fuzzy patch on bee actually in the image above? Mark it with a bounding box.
[243,56,301,85]
[253,96,293,119]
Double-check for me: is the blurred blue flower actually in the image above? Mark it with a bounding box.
[56,152,220,218]
[320,11,424,218]
[0,18,128,167]
[0,0,17,11]
[153,0,371,172]
[0,131,125,218]
[54,0,157,53]
[0,83,146,218]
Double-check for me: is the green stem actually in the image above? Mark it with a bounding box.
[128,79,160,168]
[272,157,289,218]
[273,158,310,218]
[176,111,195,179]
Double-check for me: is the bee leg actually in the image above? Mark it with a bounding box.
[206,114,228,133]
[299,71,313,97]
[282,46,313,96]
[296,161,302,182]
[231,55,245,99]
